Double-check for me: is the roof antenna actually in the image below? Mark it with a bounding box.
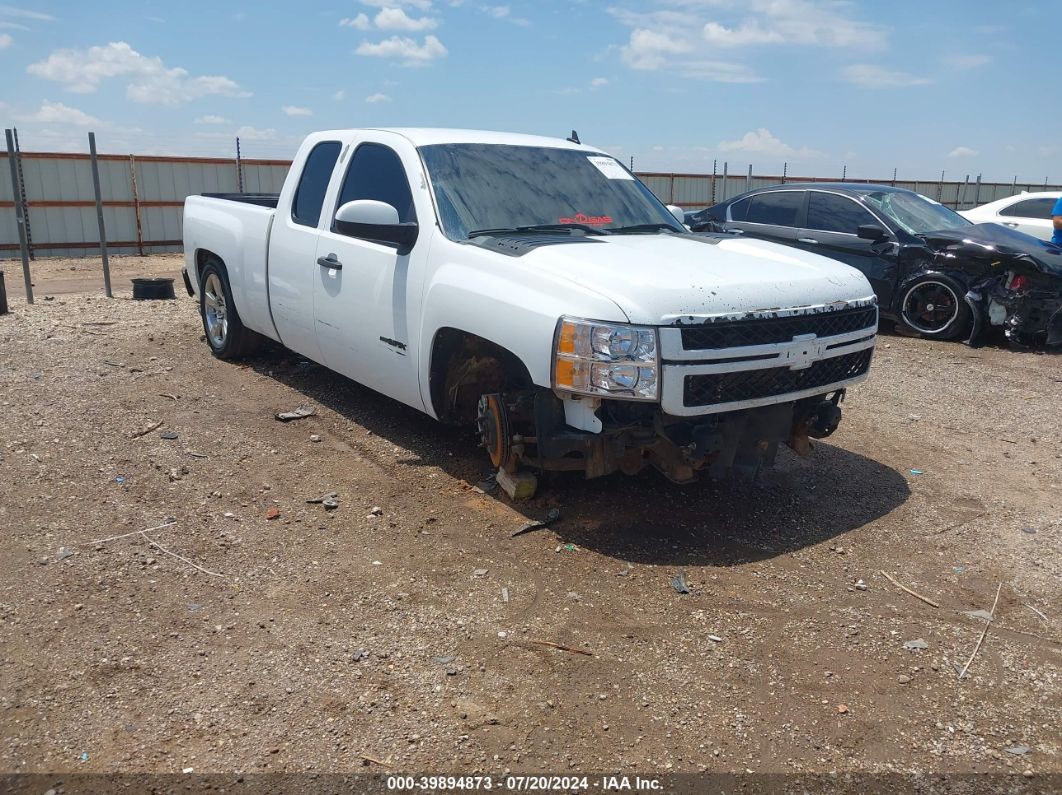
[566,129,580,144]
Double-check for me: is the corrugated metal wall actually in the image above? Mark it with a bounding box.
[3,148,1060,260]
[1,151,290,259]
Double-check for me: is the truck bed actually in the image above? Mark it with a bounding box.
[201,192,280,209]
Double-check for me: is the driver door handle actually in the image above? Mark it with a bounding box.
[797,237,819,244]
[317,254,342,270]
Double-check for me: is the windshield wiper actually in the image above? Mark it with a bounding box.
[605,222,681,235]
[467,223,608,239]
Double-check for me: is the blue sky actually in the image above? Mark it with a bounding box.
[1,1,1057,181]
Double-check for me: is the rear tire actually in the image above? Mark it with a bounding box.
[199,258,263,359]
[898,274,971,341]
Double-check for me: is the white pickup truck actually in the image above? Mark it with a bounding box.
[182,128,877,495]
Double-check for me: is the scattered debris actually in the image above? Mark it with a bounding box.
[360,754,391,767]
[957,582,1003,680]
[352,650,369,661]
[160,431,178,440]
[158,393,179,401]
[473,568,489,578]
[854,579,867,591]
[115,475,126,484]
[909,469,924,475]
[265,507,280,520]
[473,475,498,495]
[708,634,723,643]
[529,639,593,657]
[837,704,849,714]
[672,571,691,595]
[275,406,315,422]
[433,655,456,665]
[501,587,509,603]
[56,546,75,561]
[903,638,929,650]
[187,451,208,459]
[1021,526,1037,535]
[897,674,912,684]
[879,570,940,608]
[964,609,994,622]
[511,507,561,538]
[130,420,164,439]
[309,434,321,443]
[307,492,339,510]
[616,564,633,577]
[1004,745,1032,756]
[496,468,537,501]
[1024,604,1048,622]
[182,767,195,774]
[370,506,383,516]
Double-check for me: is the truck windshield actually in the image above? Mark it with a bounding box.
[862,191,972,236]
[419,143,684,240]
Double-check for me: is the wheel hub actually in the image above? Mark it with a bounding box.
[476,394,513,470]
[203,273,229,347]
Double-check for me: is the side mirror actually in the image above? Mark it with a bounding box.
[857,224,887,241]
[666,204,687,226]
[334,199,418,254]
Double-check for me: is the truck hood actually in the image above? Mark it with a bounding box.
[507,232,875,325]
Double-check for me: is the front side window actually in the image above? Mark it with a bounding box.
[999,197,1056,220]
[418,144,682,240]
[292,141,342,227]
[727,197,751,222]
[335,143,417,224]
[806,192,879,234]
[745,191,804,227]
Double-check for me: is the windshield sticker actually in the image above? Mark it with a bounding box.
[559,212,613,226]
[587,156,634,181]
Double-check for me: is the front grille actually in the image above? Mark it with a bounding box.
[683,348,873,407]
[680,306,877,350]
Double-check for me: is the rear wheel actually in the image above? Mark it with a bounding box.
[199,259,263,359]
[899,275,971,341]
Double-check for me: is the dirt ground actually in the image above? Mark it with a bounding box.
[1,255,1059,780]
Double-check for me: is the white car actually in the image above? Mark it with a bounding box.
[959,191,1061,242]
[181,128,877,494]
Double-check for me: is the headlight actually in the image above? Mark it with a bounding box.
[553,317,659,401]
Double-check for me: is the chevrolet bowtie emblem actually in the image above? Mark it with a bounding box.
[782,333,826,371]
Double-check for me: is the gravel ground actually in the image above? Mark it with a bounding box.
[0,255,1059,780]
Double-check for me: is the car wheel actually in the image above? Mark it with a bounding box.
[899,275,972,341]
[199,259,263,359]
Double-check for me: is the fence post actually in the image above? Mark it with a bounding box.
[841,164,846,182]
[88,132,113,298]
[13,127,34,260]
[236,136,244,193]
[937,170,945,201]
[745,164,752,192]
[1010,175,1017,196]
[973,174,981,206]
[669,172,675,204]
[959,175,969,209]
[5,129,33,304]
[782,162,787,184]
[710,159,717,204]
[129,155,145,256]
[721,161,728,201]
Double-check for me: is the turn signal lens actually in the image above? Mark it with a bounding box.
[553,317,659,401]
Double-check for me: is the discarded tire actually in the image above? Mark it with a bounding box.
[131,277,176,301]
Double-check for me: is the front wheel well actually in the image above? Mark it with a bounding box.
[429,328,534,424]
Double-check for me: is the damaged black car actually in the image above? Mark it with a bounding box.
[685,183,1062,348]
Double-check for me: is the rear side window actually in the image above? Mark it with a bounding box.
[745,191,803,227]
[727,197,750,221]
[806,192,878,234]
[999,197,1056,220]
[292,141,342,227]
[335,143,416,224]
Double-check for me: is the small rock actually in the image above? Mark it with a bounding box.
[473,568,488,577]
[309,434,321,443]
[837,704,849,714]
[160,431,179,440]
[56,546,75,561]
[897,674,912,684]
[434,655,456,665]
[1021,527,1036,535]
[1004,745,1031,756]
[370,506,383,516]
[964,609,994,622]
[903,638,929,650]
[854,579,867,591]
[708,635,723,643]
[265,507,280,520]
[672,571,691,595]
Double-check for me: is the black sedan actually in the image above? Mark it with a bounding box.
[685,183,1062,347]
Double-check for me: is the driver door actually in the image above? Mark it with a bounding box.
[313,138,425,408]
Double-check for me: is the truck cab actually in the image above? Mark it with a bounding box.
[183,128,878,494]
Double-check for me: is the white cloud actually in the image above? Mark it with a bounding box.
[590,77,608,88]
[718,128,822,158]
[195,114,229,124]
[355,34,447,65]
[26,41,251,105]
[613,1,883,81]
[840,64,931,88]
[361,0,433,9]
[941,54,991,70]
[0,31,10,48]
[365,92,392,103]
[282,105,313,116]
[234,125,277,141]
[333,89,346,101]
[0,4,55,21]
[375,7,438,30]
[340,14,372,30]
[16,100,103,127]
[482,5,509,18]
[947,146,978,158]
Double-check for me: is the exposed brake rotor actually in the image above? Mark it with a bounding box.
[476,393,514,471]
